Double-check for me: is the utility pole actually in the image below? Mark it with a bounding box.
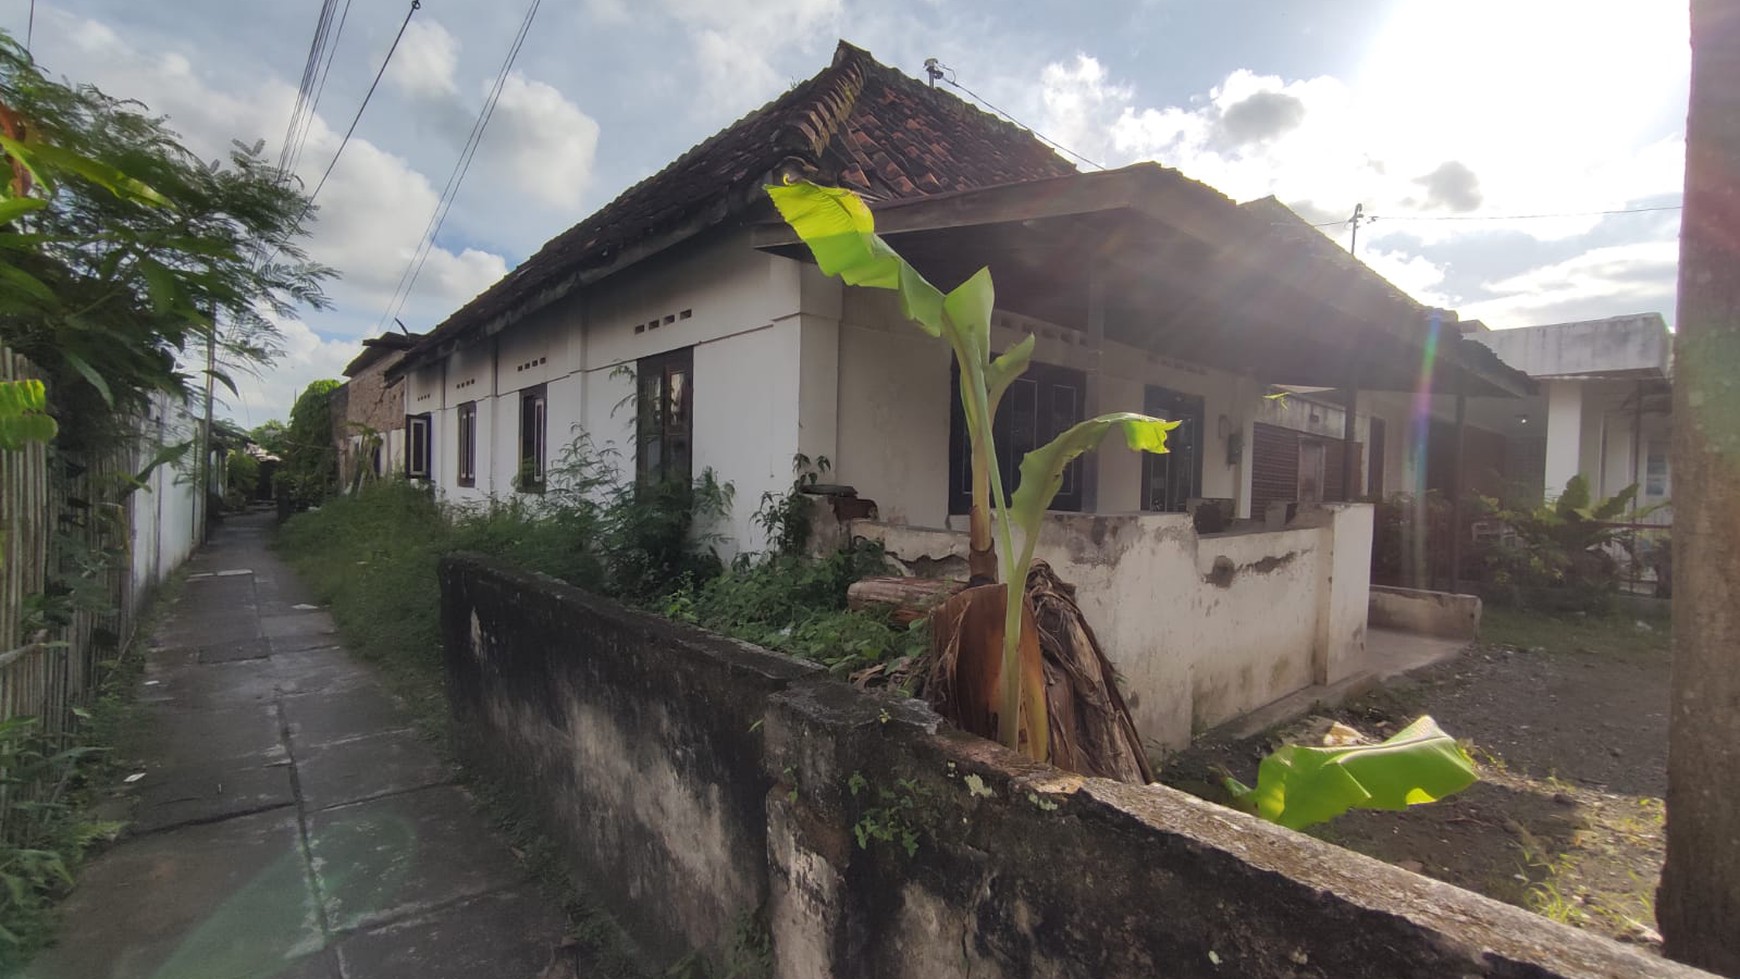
[1347,203,1366,254]
[1659,1,1740,972]
[198,314,216,543]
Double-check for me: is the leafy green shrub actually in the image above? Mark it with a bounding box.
[278,437,909,693]
[1479,475,1662,614]
[670,543,922,676]
[0,710,129,967]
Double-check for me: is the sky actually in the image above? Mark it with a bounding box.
[1,0,1690,425]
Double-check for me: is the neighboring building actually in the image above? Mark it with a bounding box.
[386,41,1528,749]
[335,331,420,491]
[1467,314,1672,510]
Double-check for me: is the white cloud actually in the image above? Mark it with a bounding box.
[1034,1,1687,333]
[1359,247,1456,310]
[226,318,362,426]
[388,20,461,98]
[476,73,601,210]
[1460,241,1680,328]
[656,0,843,112]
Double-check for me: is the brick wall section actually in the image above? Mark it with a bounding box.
[440,553,1713,979]
[333,359,402,484]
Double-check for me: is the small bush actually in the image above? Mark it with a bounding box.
[670,543,923,676]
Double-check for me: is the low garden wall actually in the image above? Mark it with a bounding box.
[439,553,1707,979]
[851,505,1372,749]
[1370,584,1483,640]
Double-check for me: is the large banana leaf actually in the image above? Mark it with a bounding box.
[1009,413,1180,537]
[1224,715,1477,830]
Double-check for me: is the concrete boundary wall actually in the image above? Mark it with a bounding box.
[439,554,1707,979]
[1370,584,1483,640]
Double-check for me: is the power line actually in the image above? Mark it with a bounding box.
[288,0,357,181]
[377,0,542,332]
[1381,203,1683,222]
[1314,203,1682,227]
[260,0,421,271]
[279,0,338,175]
[301,0,420,213]
[926,61,1108,172]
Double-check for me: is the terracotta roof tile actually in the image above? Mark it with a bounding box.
[402,41,1074,363]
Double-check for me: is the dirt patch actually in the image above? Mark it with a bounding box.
[1161,607,1671,951]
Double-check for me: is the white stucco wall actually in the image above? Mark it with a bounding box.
[129,394,202,605]
[834,293,953,528]
[857,504,1374,751]
[832,291,1265,527]
[408,230,830,559]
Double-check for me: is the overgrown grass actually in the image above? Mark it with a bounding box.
[276,463,919,712]
[663,549,926,678]
[1480,604,1671,661]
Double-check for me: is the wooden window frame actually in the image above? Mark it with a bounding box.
[457,401,477,488]
[405,412,432,480]
[1139,385,1205,513]
[518,385,547,493]
[635,348,694,489]
[948,358,1086,516]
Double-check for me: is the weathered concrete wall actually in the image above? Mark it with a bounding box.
[853,506,1373,750]
[1470,314,1671,379]
[438,553,821,966]
[1371,584,1482,640]
[763,682,1702,979]
[438,556,1706,979]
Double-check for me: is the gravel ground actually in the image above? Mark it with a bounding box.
[1161,605,1671,950]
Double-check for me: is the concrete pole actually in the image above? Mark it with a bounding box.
[1339,375,1359,501]
[1659,2,1740,971]
[1542,379,1583,500]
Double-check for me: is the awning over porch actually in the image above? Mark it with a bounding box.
[753,163,1532,400]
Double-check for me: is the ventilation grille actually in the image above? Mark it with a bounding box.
[634,307,694,335]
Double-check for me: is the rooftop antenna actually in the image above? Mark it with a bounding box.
[394,317,411,336]
[924,58,945,88]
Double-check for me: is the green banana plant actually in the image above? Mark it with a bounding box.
[767,180,1178,755]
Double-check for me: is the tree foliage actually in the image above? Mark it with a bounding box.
[0,31,331,452]
[280,379,341,506]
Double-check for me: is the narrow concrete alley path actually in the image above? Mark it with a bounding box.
[28,511,577,979]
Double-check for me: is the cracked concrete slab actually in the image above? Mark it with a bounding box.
[262,610,340,639]
[309,785,527,934]
[141,703,287,769]
[27,810,319,979]
[195,637,274,664]
[138,659,281,713]
[130,761,297,834]
[297,730,453,811]
[283,685,410,749]
[335,887,575,979]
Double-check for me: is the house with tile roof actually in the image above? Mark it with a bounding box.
[381,40,1533,748]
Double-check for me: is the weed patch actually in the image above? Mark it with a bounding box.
[0,573,172,970]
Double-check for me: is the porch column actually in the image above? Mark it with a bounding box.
[1339,378,1359,501]
[1449,377,1467,593]
[1082,269,1106,511]
[1543,379,1583,501]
